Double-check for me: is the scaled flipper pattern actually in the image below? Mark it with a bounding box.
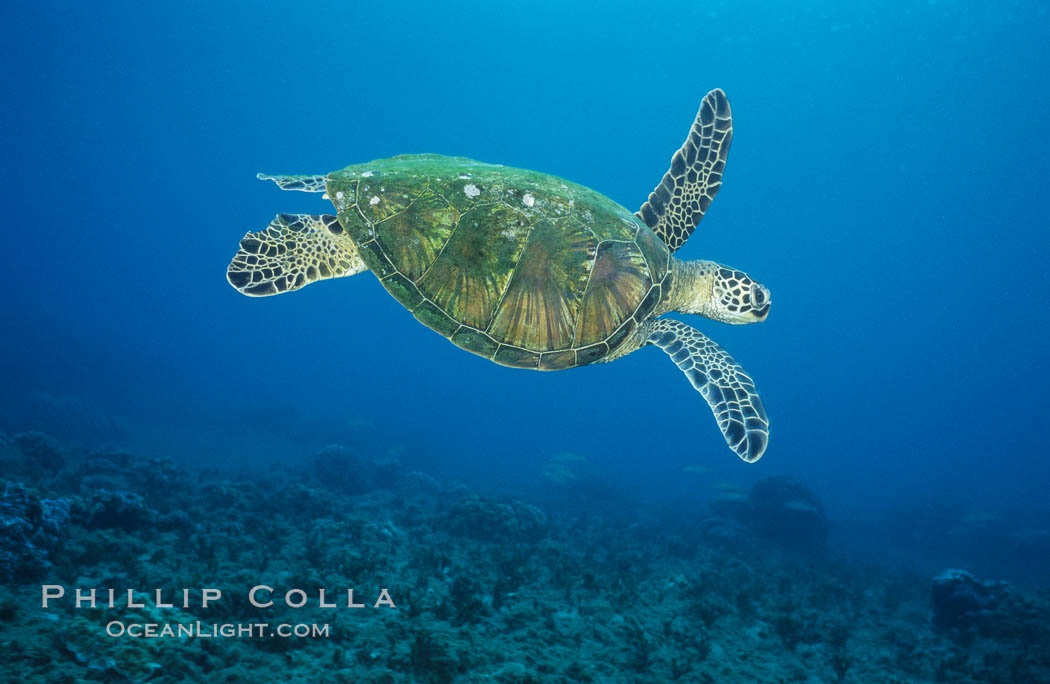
[646,318,768,462]
[637,89,732,253]
[257,173,328,193]
[227,214,367,297]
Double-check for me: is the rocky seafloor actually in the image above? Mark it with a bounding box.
[1,431,1048,683]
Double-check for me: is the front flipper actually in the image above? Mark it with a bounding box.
[646,318,768,462]
[257,173,328,193]
[227,214,367,297]
[637,88,732,253]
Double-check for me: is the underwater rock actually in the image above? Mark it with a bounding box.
[125,456,192,498]
[931,568,1006,630]
[17,391,126,444]
[75,489,153,531]
[399,470,443,494]
[0,481,68,582]
[698,515,749,545]
[80,453,127,475]
[0,434,24,475]
[701,488,751,545]
[40,497,70,537]
[741,476,830,550]
[447,575,491,625]
[10,431,66,475]
[310,444,400,494]
[74,451,133,491]
[67,451,191,500]
[444,495,548,544]
[58,597,203,681]
[155,509,194,532]
[404,627,462,683]
[261,481,341,523]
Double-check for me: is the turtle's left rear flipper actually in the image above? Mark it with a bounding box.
[257,173,328,194]
[646,318,769,462]
[227,214,367,297]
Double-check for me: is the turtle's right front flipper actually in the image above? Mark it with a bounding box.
[227,214,367,297]
[645,318,769,462]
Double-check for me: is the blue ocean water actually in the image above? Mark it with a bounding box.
[2,0,1048,588]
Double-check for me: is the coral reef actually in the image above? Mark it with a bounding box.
[74,489,153,531]
[0,481,68,583]
[931,568,1005,630]
[309,444,400,495]
[444,495,548,544]
[0,432,1047,682]
[0,432,66,479]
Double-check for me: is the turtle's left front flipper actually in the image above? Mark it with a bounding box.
[646,318,769,462]
[227,214,367,297]
[637,88,732,253]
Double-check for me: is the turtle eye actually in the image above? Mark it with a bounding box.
[752,285,766,307]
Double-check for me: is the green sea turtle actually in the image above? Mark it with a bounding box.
[227,89,771,461]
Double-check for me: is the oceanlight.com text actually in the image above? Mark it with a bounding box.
[105,621,330,639]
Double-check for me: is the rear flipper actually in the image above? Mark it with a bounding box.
[257,173,328,193]
[646,318,769,462]
[227,214,367,297]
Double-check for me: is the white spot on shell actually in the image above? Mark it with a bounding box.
[523,193,535,207]
[464,184,481,198]
[335,191,344,200]
[361,171,374,177]
[370,196,380,205]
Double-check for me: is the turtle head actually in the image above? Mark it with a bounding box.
[710,264,770,324]
[669,259,770,324]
